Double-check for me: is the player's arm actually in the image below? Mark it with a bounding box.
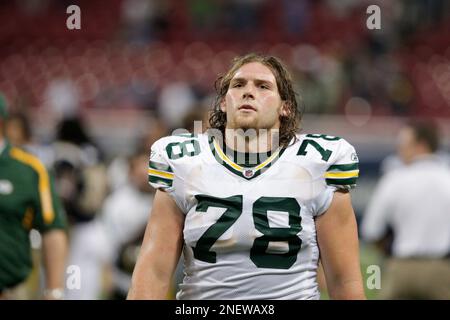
[26,155,69,300]
[41,175,68,300]
[315,191,365,300]
[127,190,185,299]
[42,229,68,299]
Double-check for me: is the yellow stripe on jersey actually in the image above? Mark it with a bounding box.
[324,170,359,179]
[213,139,243,171]
[254,150,281,171]
[148,168,174,179]
[10,147,55,224]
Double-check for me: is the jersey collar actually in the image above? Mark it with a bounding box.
[208,136,286,180]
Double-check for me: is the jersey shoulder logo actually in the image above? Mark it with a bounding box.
[0,180,14,195]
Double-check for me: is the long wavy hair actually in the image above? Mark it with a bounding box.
[209,53,302,148]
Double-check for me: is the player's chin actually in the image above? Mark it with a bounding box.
[235,116,257,128]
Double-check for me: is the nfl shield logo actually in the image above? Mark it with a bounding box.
[244,169,255,178]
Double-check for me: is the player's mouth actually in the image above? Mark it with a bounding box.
[238,104,257,112]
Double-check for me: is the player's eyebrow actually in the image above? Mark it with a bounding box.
[254,79,273,87]
[230,77,246,83]
[230,77,274,86]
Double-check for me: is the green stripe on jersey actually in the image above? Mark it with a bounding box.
[148,175,173,187]
[327,163,358,172]
[149,160,173,173]
[326,177,357,186]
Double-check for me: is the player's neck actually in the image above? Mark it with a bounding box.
[223,143,272,167]
[224,128,280,153]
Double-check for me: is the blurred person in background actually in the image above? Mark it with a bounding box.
[361,120,450,299]
[64,148,155,299]
[102,149,156,299]
[5,112,53,166]
[0,96,68,300]
[50,116,108,225]
[5,112,31,147]
[49,117,109,299]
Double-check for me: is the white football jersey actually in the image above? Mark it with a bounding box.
[148,132,359,300]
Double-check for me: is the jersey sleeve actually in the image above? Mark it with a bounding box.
[325,139,359,191]
[33,170,67,233]
[148,139,175,192]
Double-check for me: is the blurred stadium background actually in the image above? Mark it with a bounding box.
[0,0,449,299]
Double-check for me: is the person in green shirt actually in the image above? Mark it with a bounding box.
[0,96,68,299]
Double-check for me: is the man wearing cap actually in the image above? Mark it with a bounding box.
[0,95,68,299]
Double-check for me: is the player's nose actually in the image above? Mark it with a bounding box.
[242,92,254,100]
[242,86,255,100]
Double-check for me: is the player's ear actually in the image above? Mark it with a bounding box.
[220,98,226,113]
[280,101,290,117]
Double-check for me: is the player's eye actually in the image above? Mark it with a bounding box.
[232,83,243,88]
[259,84,269,89]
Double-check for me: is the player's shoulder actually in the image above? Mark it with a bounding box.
[294,133,358,163]
[151,133,208,160]
[148,133,208,194]
[8,145,48,175]
[293,133,359,190]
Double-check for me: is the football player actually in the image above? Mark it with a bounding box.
[0,96,68,299]
[128,53,365,300]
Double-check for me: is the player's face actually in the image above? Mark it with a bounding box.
[5,118,25,146]
[221,62,286,131]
